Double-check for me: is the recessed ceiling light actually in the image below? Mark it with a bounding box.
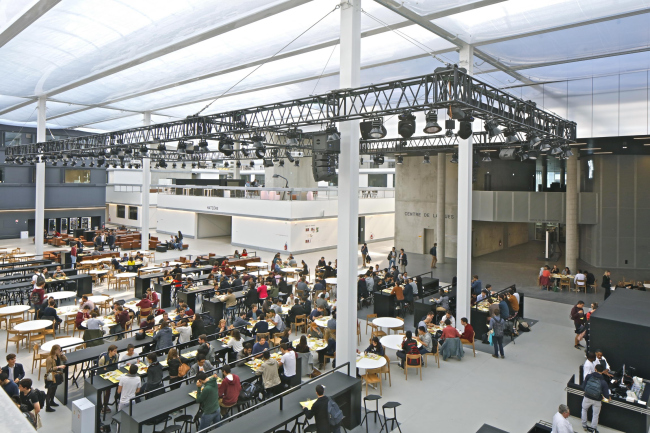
[593,152,613,154]
[571,142,587,146]
[633,137,650,139]
[580,148,601,151]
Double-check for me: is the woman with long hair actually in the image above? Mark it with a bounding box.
[295,335,310,353]
[227,328,244,353]
[45,344,67,412]
[167,348,184,389]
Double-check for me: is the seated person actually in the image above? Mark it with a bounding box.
[252,317,269,336]
[139,314,156,331]
[440,311,455,328]
[317,329,336,369]
[236,344,253,366]
[309,306,324,322]
[418,311,435,330]
[415,326,434,354]
[111,257,125,272]
[246,305,260,321]
[41,300,62,328]
[459,318,474,342]
[364,336,385,356]
[439,319,460,342]
[75,306,91,330]
[192,257,201,268]
[252,336,270,357]
[396,330,418,369]
[476,289,489,303]
[52,266,66,279]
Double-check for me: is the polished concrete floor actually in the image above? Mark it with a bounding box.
[0,235,629,432]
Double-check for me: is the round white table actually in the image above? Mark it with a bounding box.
[12,253,35,258]
[292,338,327,351]
[41,337,84,352]
[314,316,332,328]
[247,262,268,268]
[123,301,139,312]
[81,316,117,328]
[80,260,99,265]
[356,354,387,370]
[373,317,403,330]
[280,267,301,273]
[89,270,108,275]
[325,278,337,285]
[358,269,370,275]
[98,258,114,262]
[88,295,109,303]
[233,266,245,271]
[286,277,297,283]
[644,284,650,289]
[249,270,269,277]
[0,305,30,316]
[14,320,53,332]
[380,334,421,351]
[56,306,79,317]
[49,291,77,300]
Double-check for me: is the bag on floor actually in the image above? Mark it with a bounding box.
[518,321,531,332]
[481,333,490,344]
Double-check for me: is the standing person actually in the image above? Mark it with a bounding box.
[302,384,343,433]
[30,280,46,319]
[551,404,573,433]
[70,243,77,268]
[44,344,67,412]
[430,243,437,268]
[571,301,586,349]
[397,249,408,273]
[218,364,241,416]
[360,243,368,266]
[176,231,183,250]
[195,372,221,429]
[488,310,505,359]
[582,364,610,432]
[117,364,141,412]
[254,351,282,397]
[387,247,396,269]
[471,276,482,296]
[602,270,612,300]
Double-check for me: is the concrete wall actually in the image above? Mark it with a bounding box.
[264,157,318,188]
[197,214,232,238]
[107,204,157,229]
[157,208,197,238]
[394,154,458,258]
[579,155,650,269]
[472,222,530,257]
[474,157,536,191]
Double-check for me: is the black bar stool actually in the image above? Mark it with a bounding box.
[361,394,382,432]
[379,401,402,433]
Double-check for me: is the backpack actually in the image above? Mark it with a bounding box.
[327,397,344,426]
[36,274,46,286]
[239,381,260,400]
[406,341,421,365]
[430,247,435,255]
[34,388,46,409]
[518,320,531,332]
[584,375,603,400]
[365,255,372,263]
[492,317,505,337]
[30,290,41,304]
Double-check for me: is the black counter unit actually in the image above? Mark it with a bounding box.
[412,283,454,327]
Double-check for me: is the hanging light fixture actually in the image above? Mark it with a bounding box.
[539,141,552,152]
[218,136,234,156]
[504,127,519,144]
[398,112,416,138]
[457,121,473,140]
[373,154,385,165]
[286,129,299,146]
[177,140,187,153]
[369,118,387,139]
[252,134,266,158]
[423,152,431,164]
[396,155,404,164]
[484,119,502,138]
[423,110,442,134]
[450,153,458,163]
[444,119,455,137]
[482,153,492,162]
[285,149,295,163]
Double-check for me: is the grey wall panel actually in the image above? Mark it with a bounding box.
[618,209,635,238]
[0,187,34,209]
[600,157,618,205]
[636,237,650,269]
[617,237,635,268]
[528,193,545,221]
[512,192,529,221]
[637,158,650,209]
[546,193,564,222]
[601,207,618,235]
[579,193,598,224]
[495,192,512,221]
[472,191,494,221]
[4,166,32,183]
[600,236,618,266]
[618,157,635,209]
[636,208,650,238]
[45,168,60,183]
[44,186,106,208]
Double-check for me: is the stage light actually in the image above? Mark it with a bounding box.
[224,162,229,168]
[369,118,387,139]
[519,150,529,161]
[550,146,562,155]
[528,134,541,149]
[249,161,255,168]
[198,139,209,151]
[240,146,250,157]
[398,112,416,138]
[284,150,295,163]
[181,162,186,169]
[423,111,442,134]
[445,119,455,137]
[172,163,177,169]
[396,155,404,164]
[450,153,458,163]
[450,107,473,122]
[482,153,492,162]
[373,154,385,165]
[263,159,274,168]
[252,134,266,158]
[457,121,472,140]
[294,160,300,167]
[326,126,340,149]
[286,130,299,146]
[504,128,519,144]
[177,140,187,153]
[484,119,502,138]
[528,150,538,160]
[423,153,430,164]
[140,144,148,154]
[279,159,285,167]
[158,159,167,168]
[539,141,551,152]
[218,136,234,156]
[157,143,166,152]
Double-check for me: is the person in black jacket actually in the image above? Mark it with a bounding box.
[287,301,307,327]
[142,353,164,399]
[245,285,260,309]
[2,354,25,383]
[41,300,62,329]
[191,314,205,340]
[303,384,338,433]
[602,270,612,300]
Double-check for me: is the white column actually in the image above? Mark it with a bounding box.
[34,96,46,257]
[456,46,474,322]
[337,0,361,377]
[565,154,578,273]
[141,112,151,247]
[436,154,446,264]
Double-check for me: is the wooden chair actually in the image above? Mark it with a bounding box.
[424,342,441,367]
[460,332,476,357]
[587,284,597,294]
[405,354,422,380]
[29,331,45,352]
[392,317,405,335]
[379,354,392,387]
[559,278,570,291]
[42,321,56,339]
[366,314,377,334]
[99,297,113,315]
[118,276,130,291]
[124,319,133,337]
[323,352,336,367]
[140,306,152,319]
[357,321,361,345]
[370,323,386,340]
[6,329,27,353]
[256,332,270,343]
[64,315,76,333]
[9,314,26,329]
[292,314,307,335]
[271,329,289,347]
[362,368,382,396]
[0,304,8,329]
[31,343,41,373]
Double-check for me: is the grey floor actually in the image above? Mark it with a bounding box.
[0,234,630,433]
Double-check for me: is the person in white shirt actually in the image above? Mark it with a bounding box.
[440,311,455,328]
[174,319,192,344]
[551,404,573,433]
[595,350,611,375]
[583,352,597,380]
[118,344,141,369]
[278,343,296,385]
[511,287,520,304]
[117,365,141,412]
[226,329,244,353]
[86,311,105,330]
[272,311,285,333]
[574,271,586,290]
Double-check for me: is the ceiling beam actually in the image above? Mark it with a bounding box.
[0,0,61,49]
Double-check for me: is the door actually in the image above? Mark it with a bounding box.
[358,216,365,244]
[424,228,435,254]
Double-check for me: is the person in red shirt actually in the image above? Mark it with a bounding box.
[257,283,268,301]
[113,305,130,340]
[439,319,460,342]
[223,266,233,277]
[145,288,159,308]
[75,306,91,330]
[218,364,242,415]
[241,249,248,257]
[459,318,474,342]
[139,314,155,331]
[30,282,46,319]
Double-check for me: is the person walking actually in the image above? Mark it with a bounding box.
[360,243,368,266]
[430,243,437,268]
[387,247,396,269]
[70,243,77,268]
[582,364,610,432]
[488,310,505,359]
[195,372,221,429]
[551,404,573,433]
[601,271,612,300]
[571,301,586,349]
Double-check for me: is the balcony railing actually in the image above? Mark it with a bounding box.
[108,184,395,201]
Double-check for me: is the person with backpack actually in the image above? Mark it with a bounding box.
[387,247,397,268]
[430,243,437,268]
[303,384,343,433]
[396,330,419,369]
[360,243,368,267]
[30,280,46,319]
[18,378,43,429]
[44,344,66,412]
[582,364,610,432]
[97,345,118,413]
[488,310,506,359]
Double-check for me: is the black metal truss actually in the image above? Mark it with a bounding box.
[6,66,575,161]
[359,133,501,155]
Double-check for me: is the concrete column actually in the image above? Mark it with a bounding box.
[436,153,446,263]
[565,154,578,273]
[456,45,474,322]
[35,96,46,257]
[337,0,361,377]
[141,112,151,246]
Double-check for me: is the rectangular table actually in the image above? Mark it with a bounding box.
[412,282,452,327]
[202,292,246,323]
[177,285,214,313]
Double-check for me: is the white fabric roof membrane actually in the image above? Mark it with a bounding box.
[0,0,648,131]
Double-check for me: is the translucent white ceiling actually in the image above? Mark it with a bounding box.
[0,0,648,130]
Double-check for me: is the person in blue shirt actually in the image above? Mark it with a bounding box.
[309,306,324,322]
[252,336,269,356]
[471,275,482,296]
[252,317,269,336]
[582,364,611,431]
[498,293,510,319]
[0,372,19,397]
